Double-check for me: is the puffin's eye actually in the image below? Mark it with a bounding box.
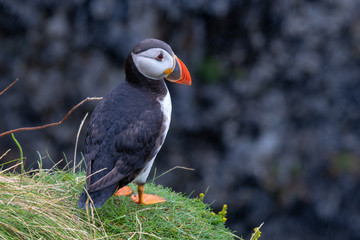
[155,52,164,61]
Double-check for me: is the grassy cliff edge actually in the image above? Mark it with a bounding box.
[0,169,243,239]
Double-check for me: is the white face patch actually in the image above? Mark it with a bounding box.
[132,48,174,80]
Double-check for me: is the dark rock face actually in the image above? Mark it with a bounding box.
[1,1,360,239]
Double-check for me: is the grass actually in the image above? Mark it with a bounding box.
[0,165,242,239]
[0,81,262,239]
[0,132,262,239]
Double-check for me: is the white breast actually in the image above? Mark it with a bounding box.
[133,87,172,185]
[159,87,172,138]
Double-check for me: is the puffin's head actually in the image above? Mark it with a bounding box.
[131,38,191,86]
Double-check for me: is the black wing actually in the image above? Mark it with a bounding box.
[87,112,163,192]
[78,83,165,209]
[83,88,163,190]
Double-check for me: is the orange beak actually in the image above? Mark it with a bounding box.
[165,55,191,86]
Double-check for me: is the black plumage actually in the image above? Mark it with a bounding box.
[78,39,191,208]
[78,83,166,208]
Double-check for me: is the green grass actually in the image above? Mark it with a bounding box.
[0,167,242,239]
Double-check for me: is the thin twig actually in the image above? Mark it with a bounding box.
[0,162,22,174]
[0,97,102,138]
[0,149,11,161]
[135,213,143,240]
[0,78,18,96]
[151,166,195,182]
[73,113,89,173]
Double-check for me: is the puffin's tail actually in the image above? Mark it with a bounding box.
[78,184,118,209]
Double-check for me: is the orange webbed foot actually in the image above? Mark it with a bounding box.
[114,186,133,196]
[131,184,166,205]
[131,194,166,205]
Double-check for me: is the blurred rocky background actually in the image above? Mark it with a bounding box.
[1,0,360,239]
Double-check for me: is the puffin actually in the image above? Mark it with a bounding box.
[78,38,191,208]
